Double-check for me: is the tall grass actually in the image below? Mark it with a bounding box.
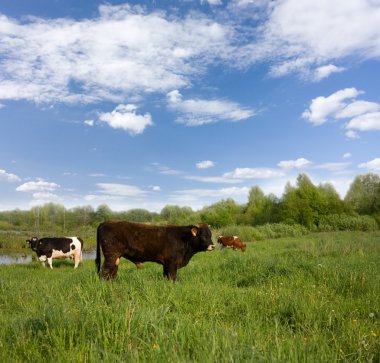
[318,214,378,232]
[214,223,309,241]
[0,231,379,362]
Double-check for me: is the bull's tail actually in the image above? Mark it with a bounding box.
[95,225,101,276]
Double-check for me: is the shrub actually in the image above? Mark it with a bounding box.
[213,223,309,242]
[318,214,378,232]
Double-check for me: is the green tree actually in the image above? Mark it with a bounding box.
[160,205,197,224]
[318,182,344,215]
[243,186,280,225]
[345,173,380,215]
[280,174,325,228]
[94,204,112,223]
[200,199,243,228]
[124,209,153,223]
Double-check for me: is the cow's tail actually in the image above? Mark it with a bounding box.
[95,225,101,276]
[78,237,84,262]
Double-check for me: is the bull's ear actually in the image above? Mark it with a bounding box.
[26,239,30,243]
[191,227,198,237]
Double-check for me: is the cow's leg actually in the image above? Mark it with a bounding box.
[39,255,47,267]
[47,257,53,269]
[102,256,119,279]
[74,252,80,269]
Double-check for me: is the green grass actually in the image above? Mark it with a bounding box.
[0,231,379,362]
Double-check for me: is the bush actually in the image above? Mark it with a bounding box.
[318,214,378,232]
[213,223,309,242]
[255,223,309,239]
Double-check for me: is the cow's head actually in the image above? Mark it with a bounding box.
[190,224,215,251]
[26,237,39,251]
[242,243,247,252]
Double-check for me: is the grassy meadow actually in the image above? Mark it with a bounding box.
[0,231,379,362]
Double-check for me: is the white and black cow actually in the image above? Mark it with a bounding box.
[27,237,84,269]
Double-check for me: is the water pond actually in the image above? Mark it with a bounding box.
[0,250,96,265]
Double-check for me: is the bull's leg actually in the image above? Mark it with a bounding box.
[47,257,53,269]
[163,263,177,281]
[102,256,119,279]
[163,265,168,278]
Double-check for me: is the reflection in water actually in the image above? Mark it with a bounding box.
[0,251,96,265]
[0,254,32,265]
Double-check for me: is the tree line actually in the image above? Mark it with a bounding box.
[1,173,379,234]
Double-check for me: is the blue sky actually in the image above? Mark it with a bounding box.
[1,0,380,212]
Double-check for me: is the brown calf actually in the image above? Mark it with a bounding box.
[217,235,246,252]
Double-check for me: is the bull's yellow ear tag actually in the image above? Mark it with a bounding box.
[191,227,198,236]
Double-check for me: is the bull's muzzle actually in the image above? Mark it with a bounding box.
[207,244,215,251]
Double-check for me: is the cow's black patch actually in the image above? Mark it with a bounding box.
[28,237,73,257]
[71,244,75,250]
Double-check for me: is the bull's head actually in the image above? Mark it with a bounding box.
[191,224,215,251]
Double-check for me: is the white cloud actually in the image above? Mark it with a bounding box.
[313,64,345,81]
[0,169,21,182]
[313,162,351,172]
[89,173,106,177]
[278,158,312,169]
[261,0,380,77]
[346,112,380,131]
[167,90,255,126]
[196,160,215,169]
[151,185,161,192]
[32,192,60,202]
[202,0,222,5]
[170,186,250,202]
[0,6,234,104]
[99,104,153,135]
[343,153,352,159]
[358,158,380,171]
[345,130,360,139]
[223,167,284,179]
[185,175,242,184]
[335,101,380,119]
[302,88,361,125]
[84,119,94,126]
[96,183,147,197]
[16,180,60,192]
[0,1,379,107]
[151,163,183,176]
[303,87,380,136]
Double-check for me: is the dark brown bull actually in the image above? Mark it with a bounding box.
[96,221,215,280]
[217,236,246,252]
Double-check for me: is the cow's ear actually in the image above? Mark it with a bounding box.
[26,239,30,243]
[191,227,198,237]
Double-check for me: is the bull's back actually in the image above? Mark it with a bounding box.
[97,221,174,260]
